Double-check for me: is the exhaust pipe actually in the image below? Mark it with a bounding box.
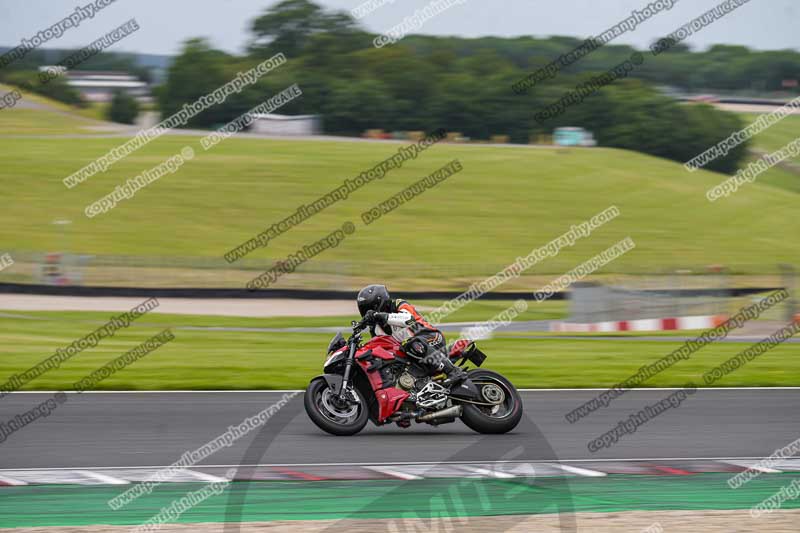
[416,405,463,422]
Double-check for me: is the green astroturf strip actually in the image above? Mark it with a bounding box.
[1,473,799,528]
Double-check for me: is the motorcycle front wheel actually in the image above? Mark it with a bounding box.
[304,378,369,436]
[459,370,523,434]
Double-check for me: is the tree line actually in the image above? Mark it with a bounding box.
[4,0,795,173]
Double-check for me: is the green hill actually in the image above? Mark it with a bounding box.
[734,111,800,195]
[0,101,797,289]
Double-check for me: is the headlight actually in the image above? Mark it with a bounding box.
[324,349,344,368]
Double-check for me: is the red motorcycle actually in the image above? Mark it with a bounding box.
[304,317,523,435]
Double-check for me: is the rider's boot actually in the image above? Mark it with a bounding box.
[441,358,468,387]
[426,351,467,387]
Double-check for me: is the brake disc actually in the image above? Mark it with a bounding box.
[320,388,359,418]
[481,383,506,405]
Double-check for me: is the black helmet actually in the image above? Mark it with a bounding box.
[357,284,391,317]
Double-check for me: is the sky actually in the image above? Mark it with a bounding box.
[0,0,797,57]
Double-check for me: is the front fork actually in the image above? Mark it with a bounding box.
[337,341,357,402]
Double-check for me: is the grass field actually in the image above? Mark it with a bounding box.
[1,309,798,390]
[0,108,108,135]
[754,162,800,194]
[735,111,800,194]
[0,83,118,134]
[1,114,798,281]
[738,112,800,159]
[71,102,111,122]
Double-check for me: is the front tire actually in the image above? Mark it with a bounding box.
[304,378,369,436]
[459,370,523,434]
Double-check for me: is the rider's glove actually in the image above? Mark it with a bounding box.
[363,310,377,324]
[374,312,389,327]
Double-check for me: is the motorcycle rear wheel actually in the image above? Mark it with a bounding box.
[459,370,523,434]
[304,378,369,436]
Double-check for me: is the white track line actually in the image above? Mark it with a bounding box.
[0,475,27,486]
[552,464,607,477]
[185,470,230,482]
[0,457,785,472]
[722,460,782,473]
[458,465,516,479]
[363,466,422,480]
[76,470,129,485]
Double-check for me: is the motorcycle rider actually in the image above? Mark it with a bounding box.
[356,284,467,385]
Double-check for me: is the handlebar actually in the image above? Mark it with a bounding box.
[345,319,367,347]
[353,310,382,333]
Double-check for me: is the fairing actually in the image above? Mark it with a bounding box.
[355,335,409,421]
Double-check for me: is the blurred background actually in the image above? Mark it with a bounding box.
[0,0,798,350]
[2,6,800,530]
[1,0,799,292]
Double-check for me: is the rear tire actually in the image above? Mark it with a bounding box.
[304,378,369,436]
[460,370,523,434]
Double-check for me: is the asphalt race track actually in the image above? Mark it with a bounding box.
[1,389,797,470]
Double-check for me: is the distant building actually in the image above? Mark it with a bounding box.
[41,68,150,102]
[249,114,321,136]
